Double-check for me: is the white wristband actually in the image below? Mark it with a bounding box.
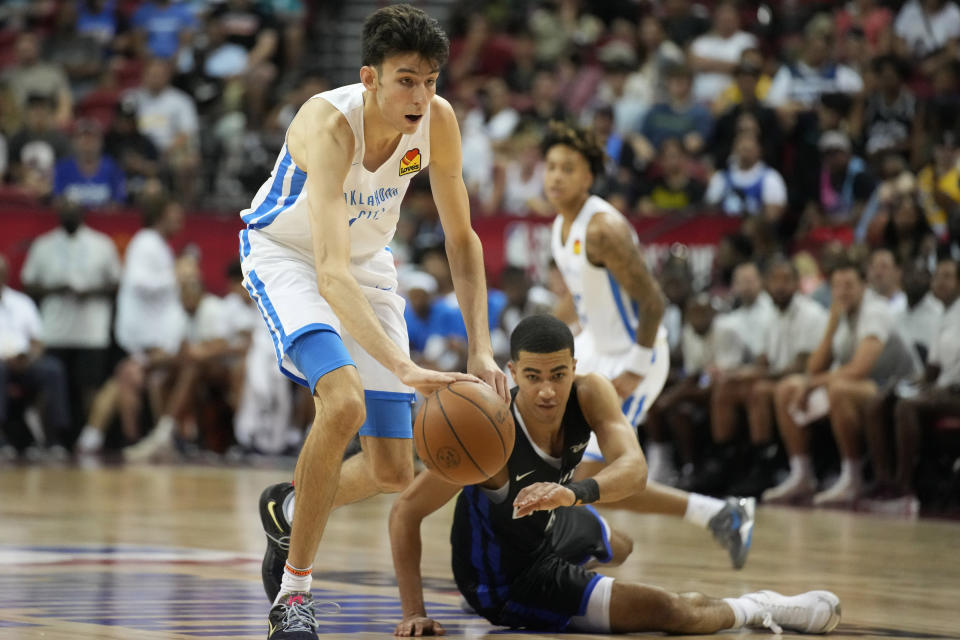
[625,344,655,376]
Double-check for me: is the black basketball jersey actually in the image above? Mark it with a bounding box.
[449,384,593,607]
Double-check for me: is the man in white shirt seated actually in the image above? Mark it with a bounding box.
[689,1,758,104]
[20,202,121,447]
[865,258,960,513]
[0,253,72,457]
[896,260,945,363]
[764,257,921,506]
[867,248,907,313]
[708,257,828,496]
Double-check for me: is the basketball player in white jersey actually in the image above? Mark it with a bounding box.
[541,122,755,570]
[239,6,507,639]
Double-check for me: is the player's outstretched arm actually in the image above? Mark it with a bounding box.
[575,372,648,499]
[514,374,647,518]
[291,99,477,396]
[389,470,462,636]
[428,96,508,401]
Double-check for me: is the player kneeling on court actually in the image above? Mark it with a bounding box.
[390,315,841,636]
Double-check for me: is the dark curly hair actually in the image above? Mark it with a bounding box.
[362,5,450,69]
[540,120,606,178]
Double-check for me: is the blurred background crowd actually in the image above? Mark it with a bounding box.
[0,0,958,517]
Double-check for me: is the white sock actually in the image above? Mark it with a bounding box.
[684,493,726,528]
[647,441,673,463]
[276,562,312,603]
[153,415,175,441]
[77,425,104,452]
[723,598,746,628]
[839,458,862,486]
[725,595,764,627]
[283,491,295,524]
[789,455,813,480]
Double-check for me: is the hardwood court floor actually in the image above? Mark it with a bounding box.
[0,464,957,639]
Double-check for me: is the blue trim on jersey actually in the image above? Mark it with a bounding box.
[584,505,613,563]
[240,228,251,258]
[582,450,604,462]
[363,390,415,403]
[242,152,291,224]
[248,270,288,343]
[621,395,636,418]
[629,395,647,427]
[576,574,603,617]
[358,393,414,439]
[242,277,283,366]
[242,150,308,229]
[465,487,493,609]
[384,246,393,254]
[606,271,637,342]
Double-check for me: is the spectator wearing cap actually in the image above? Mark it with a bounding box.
[6,93,70,200]
[53,119,125,209]
[689,1,758,105]
[19,202,121,444]
[131,0,198,63]
[401,270,460,368]
[705,130,787,223]
[633,63,713,167]
[0,33,73,128]
[710,51,782,168]
[811,130,875,228]
[893,0,960,78]
[766,14,864,123]
[104,98,161,202]
[862,56,916,159]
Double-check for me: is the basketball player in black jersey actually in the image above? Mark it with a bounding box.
[390,315,841,636]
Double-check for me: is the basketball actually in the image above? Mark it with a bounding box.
[414,381,515,485]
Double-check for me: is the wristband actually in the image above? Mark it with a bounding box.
[563,478,600,506]
[624,344,655,376]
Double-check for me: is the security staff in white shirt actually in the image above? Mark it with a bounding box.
[0,254,71,454]
[20,202,120,444]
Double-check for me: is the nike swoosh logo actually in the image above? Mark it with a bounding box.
[267,500,283,532]
[515,470,535,482]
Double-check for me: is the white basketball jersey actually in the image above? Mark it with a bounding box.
[240,83,431,261]
[552,195,657,355]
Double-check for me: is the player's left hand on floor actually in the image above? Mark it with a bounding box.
[512,482,576,518]
[394,616,445,637]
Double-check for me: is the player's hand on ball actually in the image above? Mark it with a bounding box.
[400,364,481,397]
[467,351,510,403]
[611,371,643,399]
[513,482,576,518]
[394,615,445,637]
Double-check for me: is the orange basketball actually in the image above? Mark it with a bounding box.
[414,381,515,485]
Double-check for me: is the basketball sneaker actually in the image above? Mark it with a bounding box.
[260,482,294,602]
[741,590,841,634]
[707,496,755,570]
[268,592,318,639]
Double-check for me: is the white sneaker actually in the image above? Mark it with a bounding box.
[122,420,175,463]
[743,590,841,634]
[762,472,816,504]
[812,477,861,507]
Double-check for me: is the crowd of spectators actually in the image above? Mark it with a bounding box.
[1,0,959,516]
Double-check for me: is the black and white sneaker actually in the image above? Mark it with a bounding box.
[267,592,317,639]
[259,482,294,602]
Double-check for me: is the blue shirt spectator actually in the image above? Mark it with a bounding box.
[77,0,119,48]
[131,1,197,59]
[636,64,713,164]
[54,154,125,208]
